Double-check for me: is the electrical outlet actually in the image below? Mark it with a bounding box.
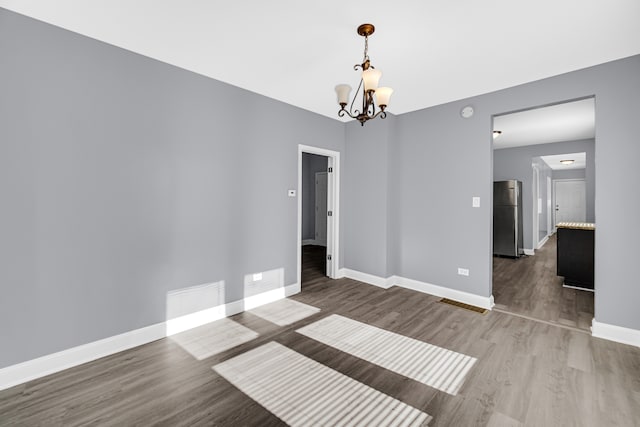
[457,268,469,276]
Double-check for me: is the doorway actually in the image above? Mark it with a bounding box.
[491,97,595,331]
[554,179,586,225]
[297,145,340,287]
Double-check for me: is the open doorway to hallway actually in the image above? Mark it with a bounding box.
[301,152,329,284]
[491,97,595,331]
[297,145,341,288]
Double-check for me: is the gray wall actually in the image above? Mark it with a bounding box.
[301,153,328,241]
[553,169,586,180]
[493,139,595,249]
[343,58,638,331]
[393,102,493,297]
[379,58,639,331]
[2,7,640,370]
[343,115,396,278]
[0,9,344,368]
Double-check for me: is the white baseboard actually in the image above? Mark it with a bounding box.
[592,319,640,348]
[0,283,300,391]
[523,248,535,256]
[0,322,166,393]
[340,268,394,289]
[339,268,494,310]
[395,276,495,310]
[537,235,549,249]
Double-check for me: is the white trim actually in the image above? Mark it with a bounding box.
[244,282,300,310]
[167,304,231,336]
[523,248,535,256]
[562,283,594,292]
[0,322,165,392]
[592,319,640,348]
[395,276,495,310]
[339,269,495,310]
[165,282,300,335]
[532,163,540,252]
[0,283,299,391]
[298,145,340,281]
[546,175,552,237]
[340,268,394,289]
[536,234,549,249]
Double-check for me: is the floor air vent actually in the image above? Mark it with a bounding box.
[439,298,488,314]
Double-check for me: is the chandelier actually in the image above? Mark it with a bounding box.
[335,23,393,126]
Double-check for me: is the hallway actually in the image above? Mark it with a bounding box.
[301,244,326,286]
[492,234,594,331]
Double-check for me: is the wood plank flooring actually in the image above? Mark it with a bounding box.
[492,234,594,331]
[1,245,638,426]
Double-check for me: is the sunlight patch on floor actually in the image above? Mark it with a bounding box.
[296,314,476,395]
[249,298,320,326]
[169,318,258,360]
[213,342,431,426]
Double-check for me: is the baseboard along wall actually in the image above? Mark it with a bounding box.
[592,319,640,348]
[4,274,638,392]
[338,269,494,310]
[339,268,640,349]
[0,283,300,391]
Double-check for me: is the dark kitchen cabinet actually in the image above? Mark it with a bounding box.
[556,223,595,290]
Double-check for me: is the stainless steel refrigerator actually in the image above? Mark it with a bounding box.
[493,180,523,257]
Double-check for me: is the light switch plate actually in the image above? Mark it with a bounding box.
[472,197,480,207]
[288,190,296,197]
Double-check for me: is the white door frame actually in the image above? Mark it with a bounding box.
[546,176,552,237]
[532,163,539,252]
[298,145,340,283]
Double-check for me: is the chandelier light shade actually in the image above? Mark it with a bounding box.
[335,84,352,105]
[362,68,382,92]
[375,87,393,107]
[335,23,393,126]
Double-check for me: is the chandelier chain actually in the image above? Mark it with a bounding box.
[363,36,369,62]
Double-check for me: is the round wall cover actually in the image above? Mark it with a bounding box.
[461,105,474,118]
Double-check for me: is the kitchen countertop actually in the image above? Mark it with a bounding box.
[556,222,595,230]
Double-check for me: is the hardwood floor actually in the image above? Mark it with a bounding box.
[301,244,326,286]
[492,233,594,331]
[1,245,638,426]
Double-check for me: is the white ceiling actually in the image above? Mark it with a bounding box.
[493,98,595,149]
[540,152,586,170]
[1,1,639,122]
